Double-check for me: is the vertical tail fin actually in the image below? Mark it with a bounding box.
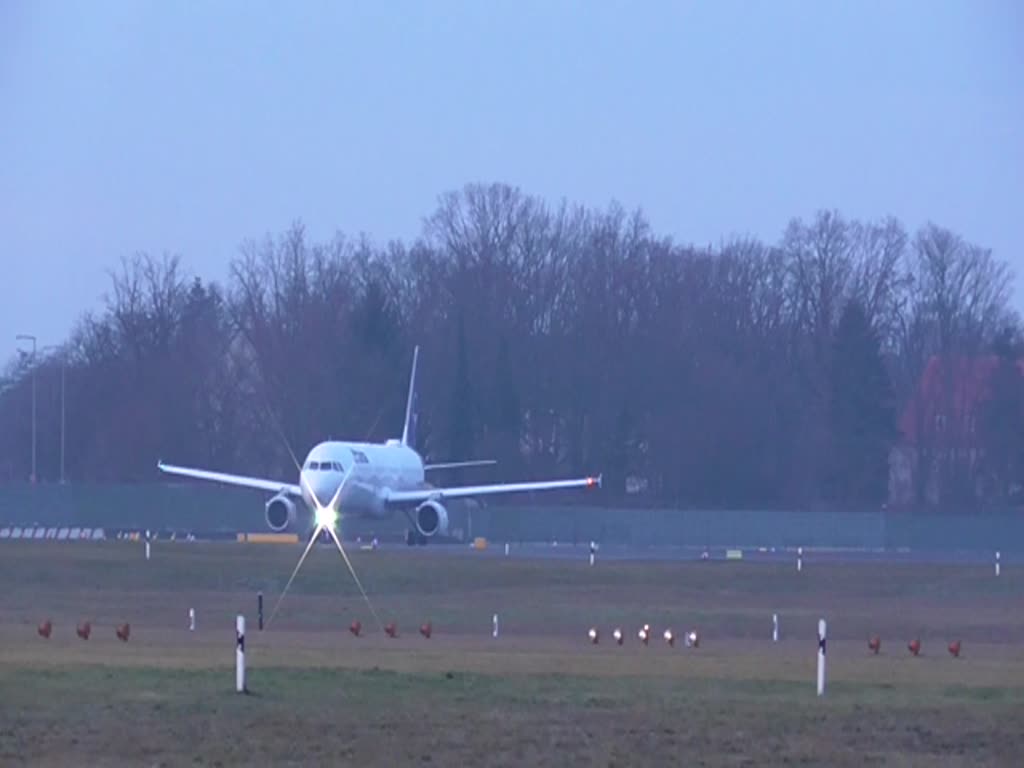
[401,345,419,447]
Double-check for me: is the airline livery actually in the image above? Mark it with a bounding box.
[158,346,601,544]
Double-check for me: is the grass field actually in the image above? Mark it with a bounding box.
[1,540,1023,766]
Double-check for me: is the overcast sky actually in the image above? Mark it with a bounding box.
[2,0,1021,352]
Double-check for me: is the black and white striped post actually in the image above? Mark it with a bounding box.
[817,618,827,697]
[236,615,247,693]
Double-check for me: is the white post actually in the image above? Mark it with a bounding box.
[772,613,779,643]
[589,540,596,567]
[996,551,1001,577]
[492,613,499,638]
[817,618,826,697]
[145,540,151,561]
[236,615,246,693]
[504,542,509,557]
[797,546,803,572]
[189,608,195,631]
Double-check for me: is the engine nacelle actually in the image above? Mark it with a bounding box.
[265,493,298,532]
[414,499,449,538]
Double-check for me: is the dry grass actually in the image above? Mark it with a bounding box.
[1,540,1022,766]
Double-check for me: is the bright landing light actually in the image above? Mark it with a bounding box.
[314,506,338,529]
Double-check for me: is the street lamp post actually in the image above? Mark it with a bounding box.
[15,334,37,483]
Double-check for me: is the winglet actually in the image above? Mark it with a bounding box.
[400,345,419,447]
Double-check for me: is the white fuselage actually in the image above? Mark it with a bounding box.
[298,439,426,517]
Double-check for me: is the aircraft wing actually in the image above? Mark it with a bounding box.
[157,461,302,496]
[385,474,601,505]
[423,459,497,471]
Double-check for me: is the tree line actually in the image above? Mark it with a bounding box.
[2,182,1021,513]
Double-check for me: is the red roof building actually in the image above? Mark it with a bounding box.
[890,354,1024,508]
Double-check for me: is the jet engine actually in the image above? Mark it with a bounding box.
[265,493,298,532]
[414,499,449,538]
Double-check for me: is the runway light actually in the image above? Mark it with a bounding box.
[266,469,383,634]
[349,620,362,637]
[868,636,881,655]
[638,624,650,645]
[385,622,397,638]
[314,505,338,530]
[685,630,699,648]
[116,623,131,642]
[420,622,432,639]
[588,627,599,644]
[612,627,623,645]
[663,629,675,647]
[908,638,921,656]
[948,640,961,658]
[76,621,91,640]
[37,620,52,639]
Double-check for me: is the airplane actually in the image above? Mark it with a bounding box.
[157,346,601,545]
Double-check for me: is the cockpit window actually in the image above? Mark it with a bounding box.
[306,460,345,471]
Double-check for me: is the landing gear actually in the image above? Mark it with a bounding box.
[405,529,428,546]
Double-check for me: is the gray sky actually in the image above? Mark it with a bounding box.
[2,0,1021,349]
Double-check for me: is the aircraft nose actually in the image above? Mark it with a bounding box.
[317,472,345,506]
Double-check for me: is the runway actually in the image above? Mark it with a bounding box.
[364,540,1008,566]
[5,523,1007,567]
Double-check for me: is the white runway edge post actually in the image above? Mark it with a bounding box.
[492,613,499,638]
[996,551,1001,577]
[504,542,509,557]
[773,613,779,643]
[189,607,195,631]
[817,618,827,697]
[797,547,803,572]
[236,614,246,694]
[589,540,596,567]
[145,540,151,561]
